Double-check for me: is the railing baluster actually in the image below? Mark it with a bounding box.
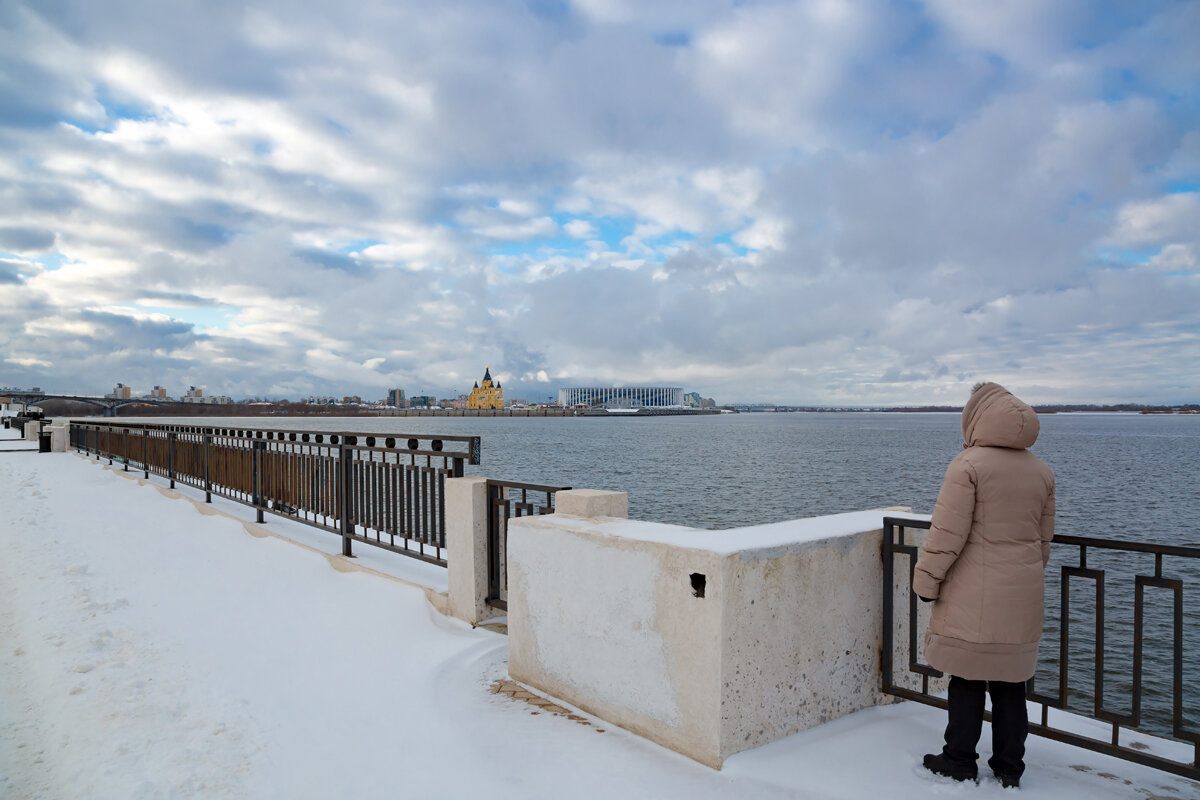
[339,444,353,557]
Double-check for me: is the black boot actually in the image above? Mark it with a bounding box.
[996,773,1020,789]
[923,752,979,782]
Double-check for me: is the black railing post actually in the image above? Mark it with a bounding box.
[123,427,129,471]
[107,426,114,465]
[253,439,264,523]
[142,425,148,478]
[167,432,176,488]
[203,431,211,503]
[881,519,894,695]
[486,482,501,604]
[339,444,353,557]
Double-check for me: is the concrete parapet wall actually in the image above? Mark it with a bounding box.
[508,504,928,768]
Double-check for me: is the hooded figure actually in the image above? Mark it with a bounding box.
[913,382,1056,786]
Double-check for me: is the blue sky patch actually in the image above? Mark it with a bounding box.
[712,233,750,257]
[63,82,161,132]
[1095,246,1161,266]
[339,239,383,254]
[131,304,236,332]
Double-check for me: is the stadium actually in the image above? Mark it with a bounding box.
[558,386,684,409]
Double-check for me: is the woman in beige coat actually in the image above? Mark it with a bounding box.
[913,382,1056,787]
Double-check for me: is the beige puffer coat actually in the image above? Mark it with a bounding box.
[913,383,1056,682]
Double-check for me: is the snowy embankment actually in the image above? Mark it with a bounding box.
[1,437,1196,799]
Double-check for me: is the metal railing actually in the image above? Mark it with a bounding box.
[485,479,568,610]
[882,516,1200,781]
[71,421,480,566]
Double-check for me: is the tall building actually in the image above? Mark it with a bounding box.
[386,388,406,408]
[108,383,132,400]
[468,367,504,410]
[558,386,684,408]
[182,386,204,403]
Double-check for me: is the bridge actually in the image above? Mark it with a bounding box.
[2,391,171,417]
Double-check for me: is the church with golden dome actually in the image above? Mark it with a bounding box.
[467,366,504,410]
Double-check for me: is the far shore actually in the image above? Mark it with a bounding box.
[14,398,1199,419]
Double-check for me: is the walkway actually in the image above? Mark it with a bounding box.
[1,438,1196,798]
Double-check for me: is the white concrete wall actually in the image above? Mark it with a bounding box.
[507,504,929,768]
[509,509,725,764]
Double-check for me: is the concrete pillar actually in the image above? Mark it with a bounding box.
[47,423,69,452]
[445,477,502,625]
[24,421,40,442]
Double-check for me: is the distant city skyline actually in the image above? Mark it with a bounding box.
[1,2,1197,406]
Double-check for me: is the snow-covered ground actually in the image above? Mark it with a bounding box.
[2,434,1196,799]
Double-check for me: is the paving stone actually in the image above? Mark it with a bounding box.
[487,679,604,733]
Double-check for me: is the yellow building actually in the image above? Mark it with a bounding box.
[467,366,504,410]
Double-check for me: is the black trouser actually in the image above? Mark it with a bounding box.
[942,675,1028,777]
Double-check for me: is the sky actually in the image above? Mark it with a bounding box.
[0,0,1198,406]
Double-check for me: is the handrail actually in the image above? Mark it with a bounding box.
[882,516,1200,781]
[70,421,481,565]
[70,419,481,464]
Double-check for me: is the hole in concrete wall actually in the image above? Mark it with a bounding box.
[690,572,706,598]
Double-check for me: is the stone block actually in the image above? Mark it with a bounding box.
[554,489,628,519]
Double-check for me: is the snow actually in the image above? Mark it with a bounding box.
[546,508,934,556]
[2,435,1197,799]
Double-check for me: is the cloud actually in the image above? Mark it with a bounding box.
[0,0,1197,405]
[563,219,597,239]
[1105,193,1200,248]
[0,227,56,252]
[0,258,35,284]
